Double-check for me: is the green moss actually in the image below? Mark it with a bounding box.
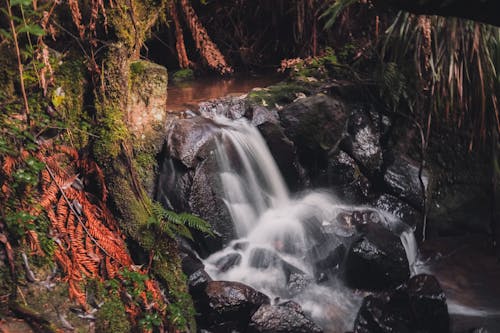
[96,295,130,333]
[247,81,313,106]
[171,69,194,83]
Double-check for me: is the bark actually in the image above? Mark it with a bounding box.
[179,0,233,75]
[375,0,500,27]
[169,1,190,69]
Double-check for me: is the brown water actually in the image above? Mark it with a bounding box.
[419,236,500,332]
[166,74,283,112]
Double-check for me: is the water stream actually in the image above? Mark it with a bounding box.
[200,115,418,331]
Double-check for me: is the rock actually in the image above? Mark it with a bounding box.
[383,155,429,209]
[127,60,169,195]
[189,156,235,249]
[407,274,449,333]
[371,194,421,231]
[178,241,212,294]
[353,274,450,333]
[250,105,279,126]
[196,281,270,330]
[327,151,372,203]
[166,116,220,168]
[199,95,248,119]
[157,157,192,212]
[353,292,412,333]
[248,303,323,333]
[258,121,305,191]
[344,107,383,174]
[215,252,242,272]
[188,269,212,294]
[313,244,346,279]
[344,223,410,290]
[280,94,348,180]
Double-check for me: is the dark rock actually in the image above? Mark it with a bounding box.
[469,328,491,333]
[371,194,421,231]
[248,303,323,333]
[314,244,346,278]
[327,151,372,203]
[344,107,383,174]
[407,274,449,333]
[353,274,450,333]
[196,281,270,330]
[280,94,348,181]
[232,240,249,251]
[249,248,305,277]
[383,155,429,209]
[188,269,212,294]
[258,121,304,191]
[344,223,410,290]
[353,292,412,333]
[156,157,192,212]
[189,156,235,249]
[215,252,242,272]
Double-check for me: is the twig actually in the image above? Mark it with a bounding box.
[5,0,31,128]
[43,163,121,263]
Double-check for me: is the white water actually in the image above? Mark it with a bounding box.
[201,115,419,331]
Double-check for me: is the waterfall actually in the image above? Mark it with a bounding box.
[190,114,420,331]
[212,116,289,236]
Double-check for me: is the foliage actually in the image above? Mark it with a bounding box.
[321,0,359,29]
[95,295,131,333]
[148,202,213,241]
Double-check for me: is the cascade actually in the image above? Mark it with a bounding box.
[195,114,419,330]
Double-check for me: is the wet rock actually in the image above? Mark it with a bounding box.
[199,95,248,119]
[166,116,220,168]
[196,281,270,331]
[469,328,491,333]
[188,269,212,294]
[250,105,279,126]
[344,107,383,174]
[353,291,412,333]
[371,194,421,231]
[313,244,346,279]
[383,155,429,209]
[189,156,235,249]
[353,274,450,333]
[248,303,323,333]
[232,240,249,251]
[156,157,192,212]
[327,150,372,203]
[258,121,305,191]
[407,274,449,333]
[215,252,242,272]
[344,223,410,290]
[178,241,212,294]
[280,94,348,180]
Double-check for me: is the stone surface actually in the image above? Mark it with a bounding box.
[280,93,348,180]
[344,223,410,290]
[196,281,270,331]
[248,303,323,333]
[344,107,383,174]
[407,274,449,333]
[215,252,242,272]
[383,155,429,209]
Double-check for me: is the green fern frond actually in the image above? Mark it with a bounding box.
[321,0,359,30]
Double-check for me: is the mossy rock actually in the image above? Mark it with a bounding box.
[247,81,313,107]
[171,69,195,83]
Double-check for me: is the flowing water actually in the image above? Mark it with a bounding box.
[199,114,418,331]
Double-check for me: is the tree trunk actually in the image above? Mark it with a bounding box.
[169,1,190,69]
[179,0,233,75]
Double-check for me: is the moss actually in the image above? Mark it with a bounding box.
[171,69,195,83]
[247,81,313,107]
[95,295,130,333]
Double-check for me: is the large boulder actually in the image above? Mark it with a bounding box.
[407,274,449,333]
[353,274,449,333]
[344,223,410,290]
[280,94,349,181]
[248,302,323,333]
[344,107,383,174]
[371,194,422,232]
[383,155,429,209]
[196,281,270,331]
[166,116,220,168]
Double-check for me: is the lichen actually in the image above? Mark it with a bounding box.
[247,81,313,107]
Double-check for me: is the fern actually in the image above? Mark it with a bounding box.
[149,203,213,240]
